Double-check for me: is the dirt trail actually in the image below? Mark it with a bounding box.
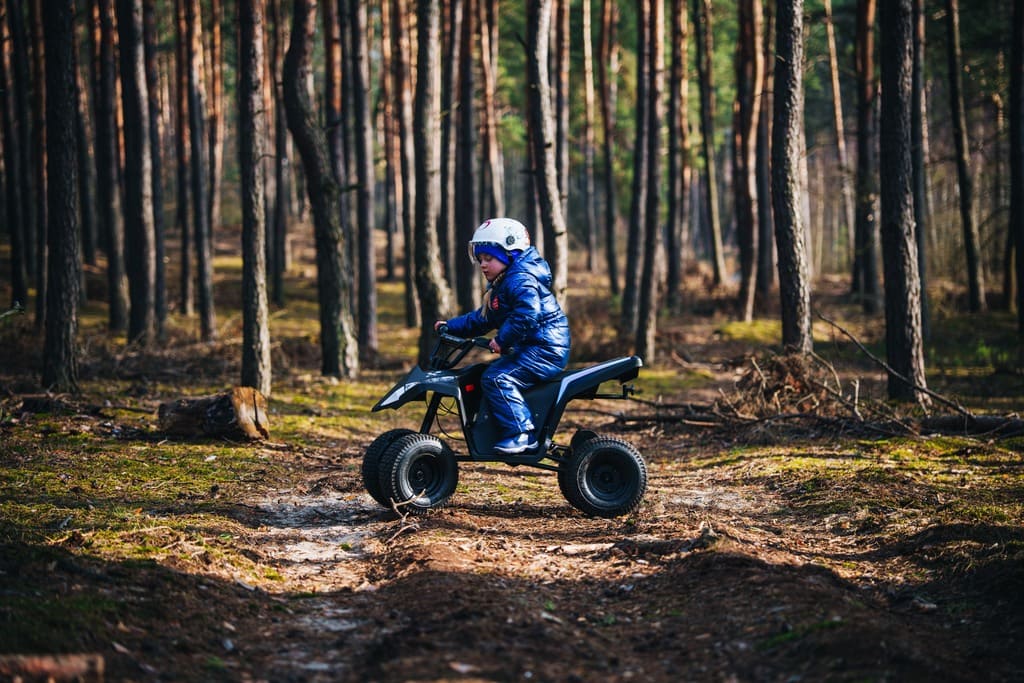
[205,444,1020,683]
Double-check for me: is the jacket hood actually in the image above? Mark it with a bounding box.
[508,246,552,289]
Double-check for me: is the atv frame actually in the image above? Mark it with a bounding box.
[362,328,648,518]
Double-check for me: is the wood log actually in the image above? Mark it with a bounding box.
[0,654,104,682]
[157,386,269,440]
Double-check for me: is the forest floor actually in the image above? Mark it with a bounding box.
[2,260,1024,682]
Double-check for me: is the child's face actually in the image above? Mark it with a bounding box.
[477,253,507,282]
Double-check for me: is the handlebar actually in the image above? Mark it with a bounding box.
[429,325,492,369]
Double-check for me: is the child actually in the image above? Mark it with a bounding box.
[435,218,570,454]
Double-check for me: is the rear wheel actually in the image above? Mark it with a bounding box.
[362,428,415,507]
[563,437,647,518]
[378,433,459,514]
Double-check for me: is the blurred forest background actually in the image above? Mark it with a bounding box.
[1,0,1022,402]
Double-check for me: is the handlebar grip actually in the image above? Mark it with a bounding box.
[473,337,491,349]
[437,323,449,335]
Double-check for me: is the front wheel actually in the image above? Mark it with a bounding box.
[362,428,415,507]
[378,433,459,515]
[562,437,647,518]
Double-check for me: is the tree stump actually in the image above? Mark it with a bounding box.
[0,654,104,682]
[157,387,269,440]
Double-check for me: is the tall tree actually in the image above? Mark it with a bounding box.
[174,0,193,316]
[94,0,129,331]
[636,0,664,362]
[478,0,503,218]
[392,0,420,328]
[824,0,855,263]
[0,0,28,308]
[666,0,691,310]
[284,0,358,378]
[41,0,80,392]
[693,0,726,286]
[73,12,97,273]
[911,0,930,337]
[239,0,271,395]
[438,0,462,284]
[581,0,598,272]
[525,0,569,307]
[268,0,291,308]
[597,0,620,295]
[118,0,156,345]
[879,0,929,405]
[756,1,775,296]
[414,0,455,364]
[455,0,479,312]
[734,0,763,322]
[945,0,986,312]
[1011,0,1024,332]
[347,0,378,361]
[853,0,879,313]
[771,0,811,353]
[621,0,650,336]
[552,0,569,227]
[142,0,165,337]
[206,0,224,239]
[29,0,46,327]
[186,0,215,340]
[8,0,35,287]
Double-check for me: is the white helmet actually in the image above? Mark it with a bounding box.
[467,218,531,263]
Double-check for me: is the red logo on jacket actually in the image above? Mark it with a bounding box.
[490,296,500,311]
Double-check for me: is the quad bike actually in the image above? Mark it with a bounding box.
[362,326,648,518]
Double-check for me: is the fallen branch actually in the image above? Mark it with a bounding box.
[816,310,973,417]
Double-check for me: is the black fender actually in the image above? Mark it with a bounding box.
[372,366,462,411]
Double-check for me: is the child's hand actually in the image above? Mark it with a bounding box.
[433,320,447,331]
[488,339,502,354]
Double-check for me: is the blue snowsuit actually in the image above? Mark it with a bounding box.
[444,246,571,438]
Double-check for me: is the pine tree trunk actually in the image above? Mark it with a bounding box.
[239,0,271,396]
[693,0,726,286]
[186,0,215,340]
[525,0,569,309]
[853,0,880,313]
[29,0,46,328]
[824,0,855,266]
[73,19,97,273]
[391,0,420,328]
[95,0,128,331]
[174,0,193,316]
[269,0,291,308]
[756,1,775,296]
[912,0,930,337]
[206,0,223,239]
[598,0,619,295]
[1011,0,1024,331]
[283,0,358,378]
[553,0,569,225]
[438,0,462,284]
[478,0,503,219]
[455,0,479,312]
[347,0,378,361]
[771,0,812,354]
[637,0,663,362]
[142,0,165,337]
[879,0,930,404]
[945,0,986,312]
[666,0,690,310]
[414,0,454,365]
[8,0,35,291]
[117,0,156,346]
[621,0,649,335]
[582,0,598,273]
[0,0,28,308]
[41,0,80,393]
[734,0,763,322]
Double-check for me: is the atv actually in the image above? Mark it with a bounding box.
[362,326,648,518]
